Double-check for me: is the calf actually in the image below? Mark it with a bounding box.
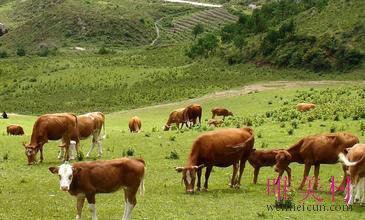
[164,108,188,131]
[274,132,359,190]
[207,119,224,127]
[296,103,315,112]
[49,158,145,220]
[175,127,254,193]
[129,116,142,133]
[6,124,24,135]
[211,107,233,120]
[248,149,291,185]
[338,144,365,205]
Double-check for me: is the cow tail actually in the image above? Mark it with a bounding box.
[134,119,139,132]
[338,152,365,167]
[137,158,146,196]
[101,113,107,139]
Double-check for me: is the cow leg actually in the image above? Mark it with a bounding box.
[196,167,202,191]
[76,194,85,220]
[86,142,95,158]
[203,166,213,191]
[63,145,70,161]
[97,141,103,158]
[275,170,284,186]
[313,164,320,190]
[123,187,138,220]
[39,146,44,163]
[230,163,239,187]
[298,163,311,190]
[286,167,292,187]
[253,167,260,184]
[337,165,348,193]
[236,158,248,188]
[360,178,365,205]
[348,184,356,206]
[58,147,65,160]
[86,194,97,220]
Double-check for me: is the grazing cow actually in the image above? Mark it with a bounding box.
[211,107,233,120]
[24,113,79,165]
[296,103,315,112]
[58,112,106,159]
[164,108,188,131]
[274,132,359,190]
[49,158,145,220]
[248,149,291,185]
[175,127,254,193]
[184,104,202,127]
[129,116,142,133]
[338,144,365,205]
[207,119,224,127]
[6,124,24,135]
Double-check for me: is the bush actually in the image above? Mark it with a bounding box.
[0,50,8,58]
[186,33,218,58]
[122,148,135,157]
[165,150,179,160]
[97,46,110,55]
[16,47,26,56]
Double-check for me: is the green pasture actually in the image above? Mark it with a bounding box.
[1,85,365,219]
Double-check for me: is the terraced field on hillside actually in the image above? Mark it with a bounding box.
[159,7,237,43]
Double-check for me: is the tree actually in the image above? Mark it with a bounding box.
[186,33,218,58]
[192,23,204,39]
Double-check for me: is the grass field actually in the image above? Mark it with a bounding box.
[1,84,365,219]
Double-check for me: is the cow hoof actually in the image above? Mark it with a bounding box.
[202,188,208,192]
[234,184,240,189]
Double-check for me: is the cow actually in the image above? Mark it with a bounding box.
[24,113,79,165]
[248,149,291,185]
[175,127,254,193]
[338,144,365,205]
[6,124,24,135]
[211,107,233,120]
[296,103,315,112]
[129,116,142,133]
[207,119,224,127]
[58,112,106,159]
[274,132,359,190]
[183,104,202,127]
[164,108,189,131]
[49,158,145,220]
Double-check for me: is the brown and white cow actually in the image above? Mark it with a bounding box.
[338,144,365,205]
[296,103,315,112]
[207,119,224,127]
[184,104,202,127]
[248,149,291,185]
[274,132,359,190]
[211,107,233,120]
[24,113,79,165]
[7,124,25,135]
[164,108,189,131]
[175,127,254,193]
[49,158,145,220]
[129,116,142,133]
[59,112,106,159]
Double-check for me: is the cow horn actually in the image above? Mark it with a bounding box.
[175,167,184,172]
[193,164,205,169]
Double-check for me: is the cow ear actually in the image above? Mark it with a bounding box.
[344,148,351,154]
[22,142,27,148]
[284,151,292,160]
[72,167,82,174]
[49,167,59,174]
[175,167,184,172]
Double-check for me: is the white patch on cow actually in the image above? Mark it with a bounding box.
[69,141,76,160]
[123,200,134,220]
[88,203,97,220]
[58,163,73,191]
[186,170,192,184]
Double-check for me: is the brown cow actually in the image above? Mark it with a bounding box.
[59,112,106,159]
[164,108,188,131]
[175,127,254,193]
[207,119,224,127]
[296,103,315,112]
[6,124,24,135]
[49,158,145,220]
[184,104,202,127]
[274,132,359,190]
[339,144,365,205]
[248,149,291,185]
[129,116,142,133]
[211,107,233,120]
[24,113,79,165]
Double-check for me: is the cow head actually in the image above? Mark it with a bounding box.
[274,150,292,173]
[49,163,81,191]
[163,125,170,131]
[23,143,38,165]
[228,111,233,116]
[175,164,204,193]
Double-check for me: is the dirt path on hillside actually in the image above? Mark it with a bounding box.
[120,80,365,112]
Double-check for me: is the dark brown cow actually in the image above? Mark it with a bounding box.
[207,119,224,127]
[164,108,188,131]
[339,144,365,205]
[296,103,315,112]
[175,127,254,193]
[59,112,106,159]
[129,116,142,133]
[211,107,233,120]
[248,149,291,185]
[24,113,79,165]
[274,132,359,190]
[184,104,202,127]
[49,158,145,220]
[6,124,24,135]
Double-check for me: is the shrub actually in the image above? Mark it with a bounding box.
[16,47,26,56]
[288,128,294,135]
[97,46,110,55]
[0,50,8,58]
[3,152,9,161]
[186,33,218,58]
[122,148,135,157]
[165,150,179,160]
[77,151,84,161]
